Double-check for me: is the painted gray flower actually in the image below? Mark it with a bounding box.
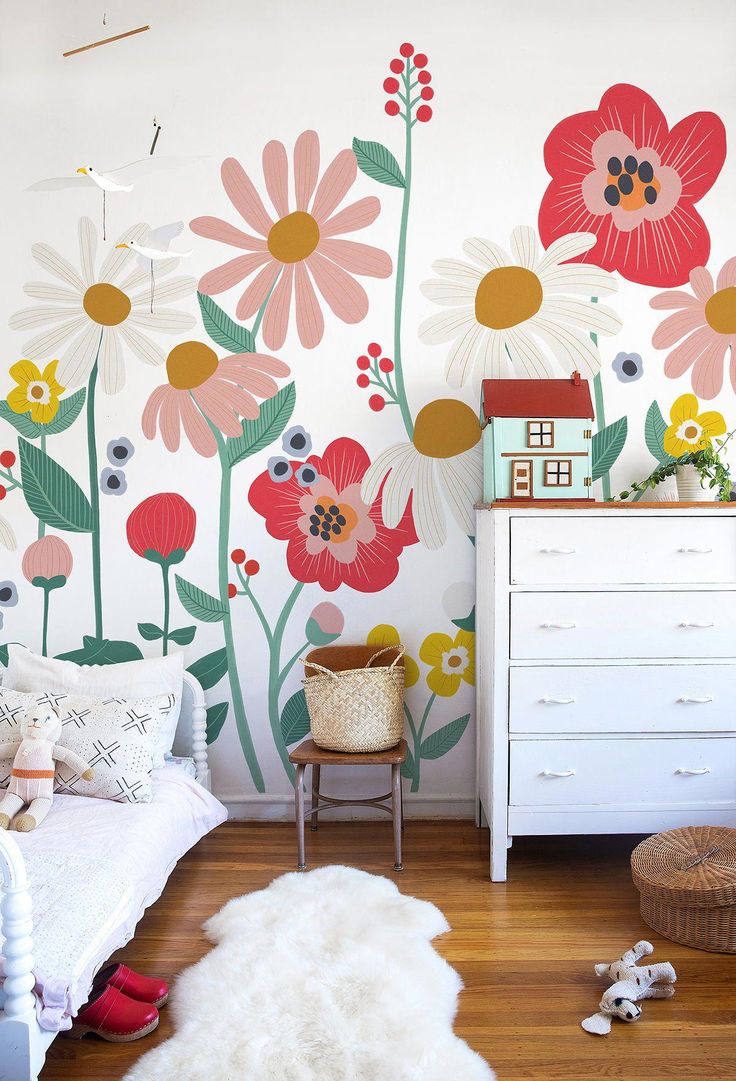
[268,456,293,484]
[0,581,18,607]
[107,437,135,465]
[612,351,643,383]
[295,464,319,488]
[283,425,312,458]
[100,467,127,495]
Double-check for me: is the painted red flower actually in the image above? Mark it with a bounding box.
[248,437,417,592]
[539,84,726,287]
[127,492,196,565]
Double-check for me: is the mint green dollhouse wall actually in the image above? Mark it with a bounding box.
[483,417,592,501]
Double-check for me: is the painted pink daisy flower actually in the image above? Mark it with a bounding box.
[142,340,290,457]
[190,131,393,350]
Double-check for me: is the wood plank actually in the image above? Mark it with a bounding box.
[43,824,736,1080]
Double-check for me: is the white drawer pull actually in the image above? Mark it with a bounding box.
[540,547,577,555]
[541,769,576,778]
[678,546,713,554]
[541,622,577,630]
[541,696,576,705]
[679,621,715,629]
[675,766,711,776]
[678,695,713,704]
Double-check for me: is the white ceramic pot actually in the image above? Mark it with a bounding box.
[676,463,712,502]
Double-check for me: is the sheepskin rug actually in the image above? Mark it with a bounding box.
[124,865,494,1081]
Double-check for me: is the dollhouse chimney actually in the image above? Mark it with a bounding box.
[571,370,581,386]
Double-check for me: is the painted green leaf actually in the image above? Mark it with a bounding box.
[56,636,144,665]
[138,622,164,641]
[206,701,228,744]
[0,644,8,667]
[401,744,416,781]
[0,402,45,439]
[352,138,405,188]
[452,606,475,633]
[591,416,628,482]
[187,647,228,690]
[175,575,228,623]
[280,688,311,745]
[226,382,296,468]
[168,625,197,645]
[197,292,256,354]
[18,437,93,532]
[0,389,86,440]
[645,400,675,465]
[420,714,470,760]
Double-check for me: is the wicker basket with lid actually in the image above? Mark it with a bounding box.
[631,826,736,953]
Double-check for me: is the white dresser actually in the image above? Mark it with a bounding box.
[475,503,736,881]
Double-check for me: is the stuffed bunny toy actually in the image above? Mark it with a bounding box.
[581,940,676,1035]
[0,702,94,832]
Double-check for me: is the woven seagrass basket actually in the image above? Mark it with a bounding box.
[631,826,736,953]
[301,644,405,753]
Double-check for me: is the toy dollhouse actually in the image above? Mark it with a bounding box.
[480,371,594,501]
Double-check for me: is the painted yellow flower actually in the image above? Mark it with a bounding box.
[366,624,419,688]
[664,393,726,458]
[419,629,474,697]
[7,359,65,423]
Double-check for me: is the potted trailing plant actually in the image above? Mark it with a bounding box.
[616,431,735,503]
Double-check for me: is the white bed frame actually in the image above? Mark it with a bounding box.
[0,670,210,1081]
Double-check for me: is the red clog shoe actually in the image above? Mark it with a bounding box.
[63,985,159,1042]
[93,962,169,1007]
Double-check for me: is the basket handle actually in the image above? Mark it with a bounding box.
[299,658,341,681]
[366,644,405,670]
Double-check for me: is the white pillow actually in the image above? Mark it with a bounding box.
[0,687,176,804]
[4,646,183,768]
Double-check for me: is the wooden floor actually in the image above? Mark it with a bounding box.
[44,821,736,1081]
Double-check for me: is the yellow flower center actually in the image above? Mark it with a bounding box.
[413,399,481,459]
[474,266,543,330]
[705,287,736,334]
[267,211,320,263]
[166,341,219,390]
[82,283,131,326]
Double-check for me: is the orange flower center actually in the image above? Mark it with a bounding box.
[474,266,543,330]
[166,341,219,390]
[267,211,320,263]
[29,383,46,400]
[705,286,736,335]
[413,399,481,459]
[82,283,131,326]
[603,154,661,212]
[309,499,357,545]
[446,653,463,668]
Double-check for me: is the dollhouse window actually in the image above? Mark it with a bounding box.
[527,421,554,448]
[544,459,572,486]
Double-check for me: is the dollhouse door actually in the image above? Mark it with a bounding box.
[511,460,533,498]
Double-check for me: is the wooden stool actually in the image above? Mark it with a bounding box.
[288,738,407,872]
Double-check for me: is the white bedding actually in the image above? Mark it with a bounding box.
[0,763,227,1031]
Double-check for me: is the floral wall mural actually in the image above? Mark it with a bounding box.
[2,0,735,809]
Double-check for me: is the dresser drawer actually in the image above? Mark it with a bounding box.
[510,516,736,585]
[510,591,736,659]
[509,664,736,734]
[509,737,736,806]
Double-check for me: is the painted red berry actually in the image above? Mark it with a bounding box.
[356,355,371,370]
[244,559,260,576]
[416,104,433,123]
[0,451,15,469]
[357,373,370,389]
[420,86,434,101]
[367,342,382,358]
[231,548,246,564]
[389,58,404,74]
[383,77,400,94]
[379,357,394,373]
[399,42,414,57]
[413,52,428,67]
[0,486,6,501]
[418,70,432,84]
[385,100,400,117]
[227,583,237,599]
[369,394,385,412]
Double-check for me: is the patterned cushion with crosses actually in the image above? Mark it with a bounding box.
[0,686,176,803]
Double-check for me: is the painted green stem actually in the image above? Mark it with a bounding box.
[86,349,103,637]
[41,587,50,657]
[391,61,416,441]
[411,692,437,792]
[214,431,265,792]
[38,433,46,539]
[161,563,171,656]
[279,640,309,687]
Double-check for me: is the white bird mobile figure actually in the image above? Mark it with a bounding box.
[26,156,204,240]
[116,223,192,312]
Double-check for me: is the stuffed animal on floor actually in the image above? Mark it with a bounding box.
[581,940,676,1035]
[0,703,94,832]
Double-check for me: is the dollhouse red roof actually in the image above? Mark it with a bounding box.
[481,373,594,420]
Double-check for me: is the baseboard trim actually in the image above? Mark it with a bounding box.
[219,792,476,821]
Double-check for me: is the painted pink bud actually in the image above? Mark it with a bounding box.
[22,536,73,585]
[305,601,344,646]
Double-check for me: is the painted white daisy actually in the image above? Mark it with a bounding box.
[419,226,621,387]
[361,398,482,550]
[0,515,16,551]
[9,217,196,394]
